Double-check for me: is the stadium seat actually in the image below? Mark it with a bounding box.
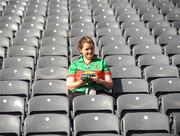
[150,78,180,97]
[73,113,119,136]
[117,94,159,119]
[72,95,114,118]
[28,95,69,115]
[32,80,68,97]
[121,112,170,136]
[24,114,70,136]
[170,113,180,135]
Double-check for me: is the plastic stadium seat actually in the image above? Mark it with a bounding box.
[143,65,179,82]
[71,15,92,24]
[161,93,180,116]
[72,95,114,118]
[171,113,180,135]
[0,96,25,118]
[115,7,136,17]
[117,94,159,119]
[48,9,69,17]
[138,7,159,17]
[117,13,140,25]
[70,8,91,16]
[147,20,170,31]
[156,35,180,46]
[0,37,10,49]
[39,45,68,57]
[132,1,153,11]
[25,8,47,18]
[95,21,119,29]
[154,1,174,10]
[98,35,126,49]
[46,22,69,31]
[37,56,68,68]
[96,27,122,39]
[71,22,94,30]
[101,45,131,59]
[0,115,21,136]
[3,56,34,71]
[121,112,170,136]
[128,35,155,48]
[105,55,135,67]
[41,36,68,47]
[34,67,67,80]
[4,9,24,18]
[73,113,119,136]
[0,80,29,98]
[0,16,21,26]
[28,95,69,115]
[0,29,13,43]
[160,6,180,16]
[21,22,44,33]
[93,7,114,17]
[43,28,68,38]
[166,13,180,22]
[151,0,170,5]
[171,54,180,67]
[13,36,39,48]
[24,114,70,136]
[32,80,68,97]
[0,68,32,83]
[132,44,162,59]
[152,26,177,38]
[163,44,180,56]
[16,28,42,40]
[0,22,19,33]
[70,27,95,38]
[141,12,164,23]
[150,78,180,97]
[112,79,149,99]
[121,21,145,32]
[46,15,68,24]
[8,46,37,60]
[110,66,142,79]
[123,26,150,40]
[172,21,180,32]
[23,15,45,24]
[137,54,170,69]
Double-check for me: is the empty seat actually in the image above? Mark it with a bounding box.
[161,93,180,116]
[32,80,68,97]
[171,54,180,67]
[117,94,159,119]
[163,44,180,56]
[41,36,67,47]
[112,79,149,98]
[150,78,180,97]
[170,113,180,135]
[24,114,70,136]
[105,55,135,67]
[141,12,164,23]
[72,95,114,118]
[37,56,68,68]
[143,65,179,82]
[121,112,170,136]
[0,115,21,136]
[157,35,180,47]
[74,113,119,136]
[137,54,169,69]
[147,20,170,31]
[28,95,69,115]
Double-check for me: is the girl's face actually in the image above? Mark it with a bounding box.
[80,42,95,60]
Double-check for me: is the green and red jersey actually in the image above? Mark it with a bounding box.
[67,55,111,93]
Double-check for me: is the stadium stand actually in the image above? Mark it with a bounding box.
[0,0,180,135]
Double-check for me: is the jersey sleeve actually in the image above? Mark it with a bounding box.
[67,62,77,77]
[103,59,112,75]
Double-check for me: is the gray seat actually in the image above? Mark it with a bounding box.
[117,94,158,119]
[72,95,114,118]
[74,113,119,136]
[32,80,68,97]
[150,78,180,97]
[28,95,69,115]
[24,114,70,136]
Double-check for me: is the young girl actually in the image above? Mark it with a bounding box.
[66,36,113,101]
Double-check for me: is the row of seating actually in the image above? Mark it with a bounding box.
[1,93,180,136]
